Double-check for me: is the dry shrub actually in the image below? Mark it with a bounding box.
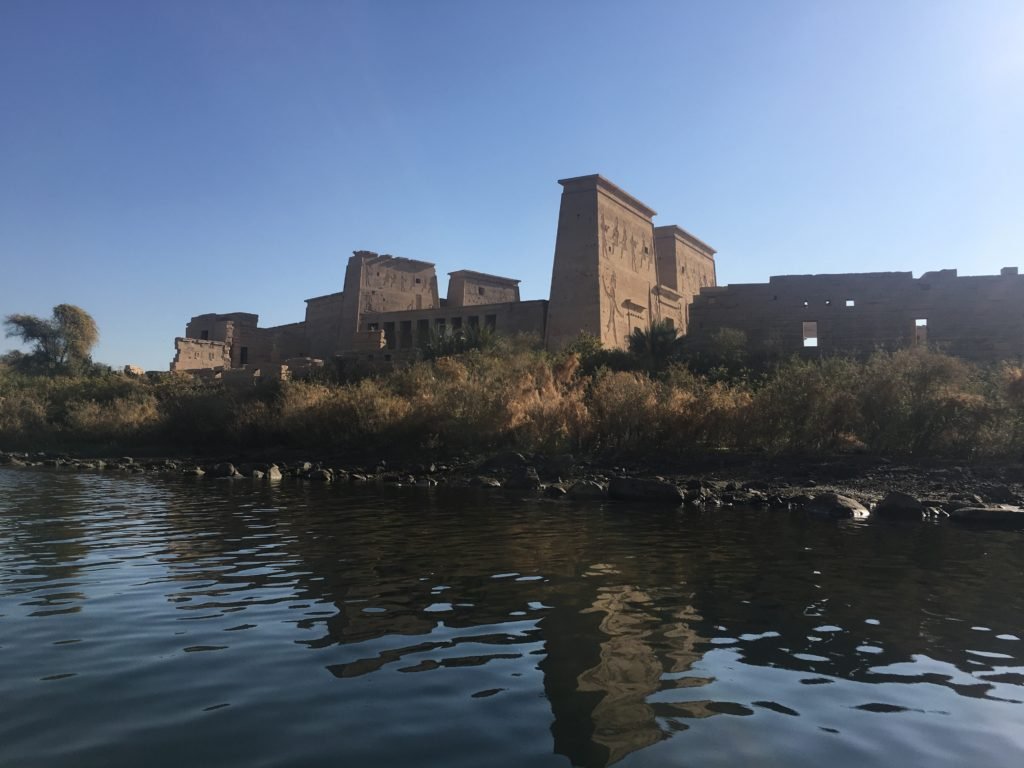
[750,357,861,453]
[857,348,991,455]
[0,388,50,443]
[1003,365,1024,406]
[2,344,1022,460]
[64,395,160,439]
[660,365,753,449]
[586,369,662,451]
[500,353,590,453]
[274,379,413,451]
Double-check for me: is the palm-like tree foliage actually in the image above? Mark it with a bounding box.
[627,320,684,373]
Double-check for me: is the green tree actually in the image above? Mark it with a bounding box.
[627,319,684,373]
[3,304,99,374]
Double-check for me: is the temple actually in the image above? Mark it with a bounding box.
[170,173,1023,375]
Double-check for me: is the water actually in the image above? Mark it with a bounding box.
[1,468,1023,768]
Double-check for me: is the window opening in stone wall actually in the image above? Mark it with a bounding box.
[435,318,446,332]
[478,286,485,296]
[915,318,928,345]
[484,314,497,331]
[400,320,412,348]
[240,346,249,365]
[417,319,430,343]
[664,318,675,329]
[415,277,422,284]
[846,299,855,307]
[383,322,396,350]
[201,330,209,340]
[802,322,818,348]
[451,317,463,330]
[468,316,480,329]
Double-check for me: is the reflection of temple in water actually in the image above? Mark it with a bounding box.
[152,485,728,768]
[541,565,715,768]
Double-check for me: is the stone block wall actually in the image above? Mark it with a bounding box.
[687,269,1024,362]
[339,251,439,346]
[171,337,231,371]
[447,270,520,307]
[546,175,661,350]
[303,291,345,360]
[244,322,308,368]
[362,300,549,351]
[654,225,717,334]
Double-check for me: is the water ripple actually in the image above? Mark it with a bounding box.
[2,468,1024,767]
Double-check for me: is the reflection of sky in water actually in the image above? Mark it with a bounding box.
[1,469,1023,767]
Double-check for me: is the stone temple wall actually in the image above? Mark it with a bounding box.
[447,270,520,307]
[687,268,1024,362]
[654,225,717,335]
[361,300,549,351]
[545,175,717,350]
[546,175,659,350]
[338,251,440,347]
[171,337,231,372]
[303,292,345,360]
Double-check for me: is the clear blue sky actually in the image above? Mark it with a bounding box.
[2,0,1022,370]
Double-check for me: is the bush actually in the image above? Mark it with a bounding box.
[1,345,1021,460]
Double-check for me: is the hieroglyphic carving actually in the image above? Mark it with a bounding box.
[602,271,624,344]
[600,213,653,274]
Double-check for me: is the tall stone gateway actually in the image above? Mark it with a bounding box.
[546,175,661,350]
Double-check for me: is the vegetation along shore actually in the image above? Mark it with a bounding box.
[3,321,1024,528]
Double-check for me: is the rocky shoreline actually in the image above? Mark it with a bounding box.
[3,448,1024,528]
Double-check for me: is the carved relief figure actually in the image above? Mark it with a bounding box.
[602,271,624,344]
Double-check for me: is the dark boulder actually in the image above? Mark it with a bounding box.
[478,452,529,472]
[210,462,237,478]
[950,505,1024,528]
[506,466,542,491]
[567,480,607,500]
[979,484,1018,504]
[873,491,925,521]
[805,493,869,519]
[609,476,683,504]
[542,453,576,474]
[684,485,718,506]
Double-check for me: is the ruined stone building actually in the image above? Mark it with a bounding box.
[170,174,718,373]
[686,267,1024,362]
[170,172,1023,375]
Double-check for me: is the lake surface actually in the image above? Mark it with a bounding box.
[1,468,1023,767]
